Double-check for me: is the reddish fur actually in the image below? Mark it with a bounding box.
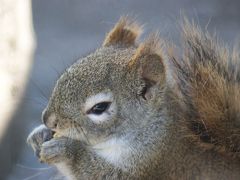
[170,18,240,158]
[103,16,142,47]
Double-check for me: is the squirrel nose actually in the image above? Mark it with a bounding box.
[42,109,57,129]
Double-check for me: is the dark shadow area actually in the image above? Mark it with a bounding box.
[1,0,239,179]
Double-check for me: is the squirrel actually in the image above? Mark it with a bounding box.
[27,16,240,179]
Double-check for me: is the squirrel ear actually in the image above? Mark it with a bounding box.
[103,16,142,47]
[129,34,166,100]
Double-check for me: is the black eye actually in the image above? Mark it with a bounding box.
[87,102,111,115]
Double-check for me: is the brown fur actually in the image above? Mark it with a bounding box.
[171,18,240,158]
[103,16,142,47]
[129,33,163,66]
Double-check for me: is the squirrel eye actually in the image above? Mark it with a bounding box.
[87,102,111,115]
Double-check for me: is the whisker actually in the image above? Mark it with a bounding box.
[49,64,61,77]
[50,174,65,180]
[16,164,52,171]
[24,97,47,108]
[22,171,49,180]
[74,121,90,144]
[30,78,49,101]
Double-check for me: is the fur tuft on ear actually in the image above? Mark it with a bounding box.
[103,16,142,47]
[129,33,164,67]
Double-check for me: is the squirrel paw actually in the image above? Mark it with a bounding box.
[27,124,54,159]
[39,137,68,164]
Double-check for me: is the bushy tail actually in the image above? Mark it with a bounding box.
[171,18,240,158]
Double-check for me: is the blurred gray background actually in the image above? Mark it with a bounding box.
[1,0,240,179]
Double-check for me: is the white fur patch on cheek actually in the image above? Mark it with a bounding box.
[93,138,131,168]
[55,162,75,180]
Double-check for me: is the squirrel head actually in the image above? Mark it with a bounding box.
[42,16,167,145]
